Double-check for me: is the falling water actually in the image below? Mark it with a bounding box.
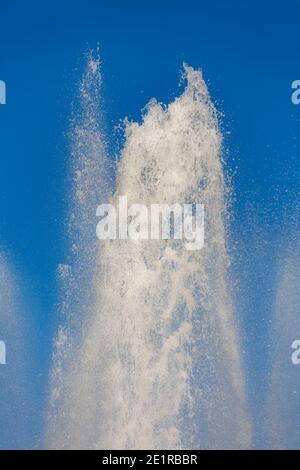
[47,54,251,449]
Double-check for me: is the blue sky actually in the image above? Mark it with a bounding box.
[0,0,299,449]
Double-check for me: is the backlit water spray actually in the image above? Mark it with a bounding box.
[47,52,251,449]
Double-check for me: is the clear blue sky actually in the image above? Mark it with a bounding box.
[0,0,299,448]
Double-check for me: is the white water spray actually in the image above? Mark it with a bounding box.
[264,242,300,449]
[0,252,36,448]
[48,55,251,449]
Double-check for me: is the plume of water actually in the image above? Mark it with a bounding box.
[47,51,109,442]
[264,242,300,449]
[0,252,37,448]
[48,57,251,449]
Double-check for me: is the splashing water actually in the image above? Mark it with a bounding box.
[264,241,300,449]
[0,252,37,448]
[47,52,109,441]
[47,55,251,449]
